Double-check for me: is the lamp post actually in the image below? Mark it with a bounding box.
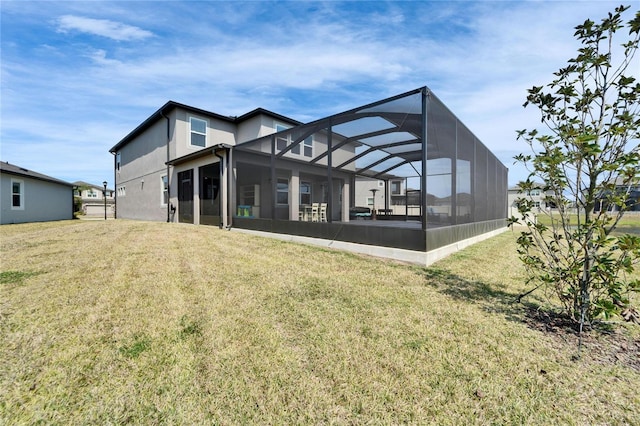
[103,181,108,220]
[370,188,378,220]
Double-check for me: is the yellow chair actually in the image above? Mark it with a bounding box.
[311,203,319,222]
[320,203,327,222]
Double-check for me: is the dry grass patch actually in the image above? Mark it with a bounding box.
[1,220,639,424]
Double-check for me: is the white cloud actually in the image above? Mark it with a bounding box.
[56,15,154,41]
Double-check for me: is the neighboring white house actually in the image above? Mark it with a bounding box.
[507,183,555,219]
[354,176,411,216]
[0,161,74,224]
[73,181,115,217]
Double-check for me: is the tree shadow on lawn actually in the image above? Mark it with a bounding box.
[418,267,640,371]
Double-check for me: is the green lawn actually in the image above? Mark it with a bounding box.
[535,212,640,230]
[1,220,638,424]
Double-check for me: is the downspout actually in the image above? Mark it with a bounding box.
[161,110,171,222]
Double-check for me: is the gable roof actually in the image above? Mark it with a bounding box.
[0,161,73,187]
[109,101,300,153]
[72,180,114,192]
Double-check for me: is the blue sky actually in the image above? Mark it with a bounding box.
[1,0,637,188]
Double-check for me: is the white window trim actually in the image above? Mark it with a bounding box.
[161,175,168,206]
[303,136,313,158]
[11,178,24,210]
[189,116,208,148]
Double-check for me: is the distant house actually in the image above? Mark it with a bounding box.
[0,161,74,224]
[73,181,115,217]
[354,176,416,217]
[594,176,640,213]
[507,183,556,218]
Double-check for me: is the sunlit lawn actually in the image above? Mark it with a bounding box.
[1,220,638,424]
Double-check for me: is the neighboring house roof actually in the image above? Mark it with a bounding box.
[72,181,114,192]
[0,161,73,187]
[508,182,547,191]
[109,101,300,154]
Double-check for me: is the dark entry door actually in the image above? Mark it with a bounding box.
[199,163,220,226]
[178,169,193,223]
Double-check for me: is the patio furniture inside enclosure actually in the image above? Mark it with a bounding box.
[232,87,507,233]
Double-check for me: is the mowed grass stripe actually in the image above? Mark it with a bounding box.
[1,220,638,424]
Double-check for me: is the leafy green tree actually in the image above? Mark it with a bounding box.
[510,6,640,341]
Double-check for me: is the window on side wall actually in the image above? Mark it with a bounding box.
[277,178,289,205]
[161,175,168,205]
[116,152,121,171]
[11,179,24,210]
[190,117,207,147]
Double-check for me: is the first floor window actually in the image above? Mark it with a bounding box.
[161,175,168,205]
[277,178,289,205]
[11,179,23,209]
[300,182,311,205]
[366,197,374,206]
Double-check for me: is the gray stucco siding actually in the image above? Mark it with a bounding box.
[1,174,73,224]
[115,118,170,221]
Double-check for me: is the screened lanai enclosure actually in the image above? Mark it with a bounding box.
[231,87,508,253]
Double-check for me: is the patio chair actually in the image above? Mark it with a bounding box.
[311,203,319,222]
[319,203,327,222]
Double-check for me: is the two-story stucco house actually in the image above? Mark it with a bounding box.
[73,181,115,217]
[109,102,301,224]
[110,87,509,265]
[0,161,74,224]
[507,183,556,219]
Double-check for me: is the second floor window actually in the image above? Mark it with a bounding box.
[190,117,207,147]
[303,137,313,157]
[391,180,401,195]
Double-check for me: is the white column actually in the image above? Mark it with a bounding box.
[290,170,300,220]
